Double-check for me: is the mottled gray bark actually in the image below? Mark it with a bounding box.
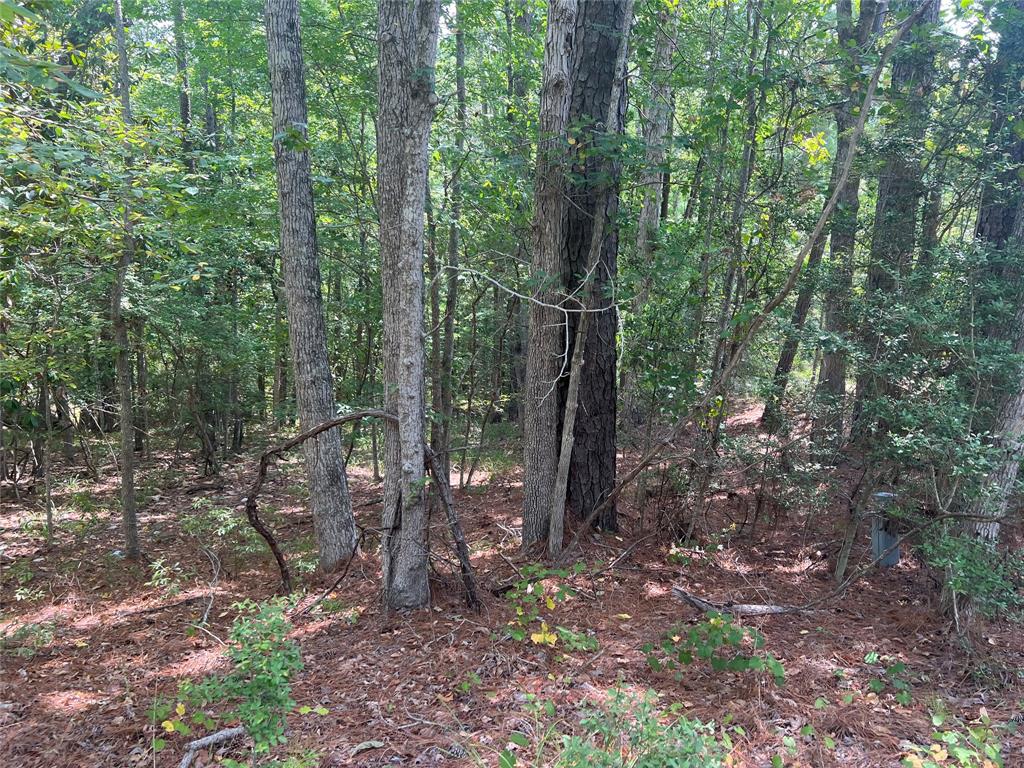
[377,0,440,609]
[112,0,139,560]
[265,0,356,571]
[522,0,577,549]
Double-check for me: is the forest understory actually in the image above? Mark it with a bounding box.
[2,406,1022,768]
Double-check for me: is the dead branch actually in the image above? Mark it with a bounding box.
[671,586,802,616]
[242,409,396,593]
[426,444,480,611]
[177,726,246,768]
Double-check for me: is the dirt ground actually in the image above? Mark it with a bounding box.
[2,421,1023,767]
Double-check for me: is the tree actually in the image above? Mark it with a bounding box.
[947,0,1024,630]
[265,0,357,571]
[812,0,880,452]
[112,0,139,560]
[377,0,441,609]
[522,0,577,549]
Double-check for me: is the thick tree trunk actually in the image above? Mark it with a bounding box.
[377,0,440,609]
[265,0,357,571]
[948,4,1024,631]
[112,0,139,560]
[813,0,879,452]
[522,0,577,548]
[561,0,630,531]
[852,0,939,436]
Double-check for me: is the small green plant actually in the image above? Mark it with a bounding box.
[456,670,482,695]
[505,563,588,650]
[146,558,185,597]
[182,499,263,555]
[1,621,55,657]
[901,707,1003,767]
[175,599,304,753]
[644,612,785,684]
[494,688,729,767]
[864,652,913,705]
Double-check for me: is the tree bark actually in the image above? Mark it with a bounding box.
[377,0,441,609]
[112,0,139,560]
[813,0,879,453]
[522,0,578,548]
[561,0,630,531]
[265,0,357,571]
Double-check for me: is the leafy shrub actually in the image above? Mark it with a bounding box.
[178,599,303,753]
[505,563,595,652]
[644,612,785,684]
[901,708,1003,768]
[497,688,729,767]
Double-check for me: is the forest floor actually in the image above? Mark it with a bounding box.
[2,410,1023,768]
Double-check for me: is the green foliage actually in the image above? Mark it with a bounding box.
[145,558,185,597]
[181,499,263,556]
[179,599,303,753]
[901,708,1004,768]
[504,563,591,652]
[495,689,728,768]
[1,621,55,657]
[644,612,785,685]
[863,652,914,706]
[920,530,1024,619]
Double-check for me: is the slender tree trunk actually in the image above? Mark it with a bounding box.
[134,320,148,455]
[439,2,465,481]
[112,0,139,560]
[377,0,441,609]
[265,0,357,571]
[522,0,578,548]
[171,0,194,171]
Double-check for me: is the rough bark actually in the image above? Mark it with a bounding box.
[522,0,577,548]
[265,0,357,571]
[853,0,939,435]
[813,0,879,451]
[377,0,441,608]
[561,0,629,531]
[112,0,139,560]
[171,0,194,171]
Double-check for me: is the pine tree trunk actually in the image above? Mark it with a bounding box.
[561,0,629,531]
[813,0,879,453]
[377,0,441,609]
[522,0,578,548]
[265,0,357,571]
[171,0,194,170]
[853,0,939,436]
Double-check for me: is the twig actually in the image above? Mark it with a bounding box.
[426,444,481,611]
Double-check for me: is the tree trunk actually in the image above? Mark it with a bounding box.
[852,0,939,436]
[813,0,879,453]
[171,0,194,171]
[377,0,441,609]
[561,0,630,531]
[265,0,357,571]
[522,0,578,548]
[112,0,139,560]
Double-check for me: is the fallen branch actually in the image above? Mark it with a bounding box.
[426,444,481,611]
[671,586,802,616]
[177,726,246,768]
